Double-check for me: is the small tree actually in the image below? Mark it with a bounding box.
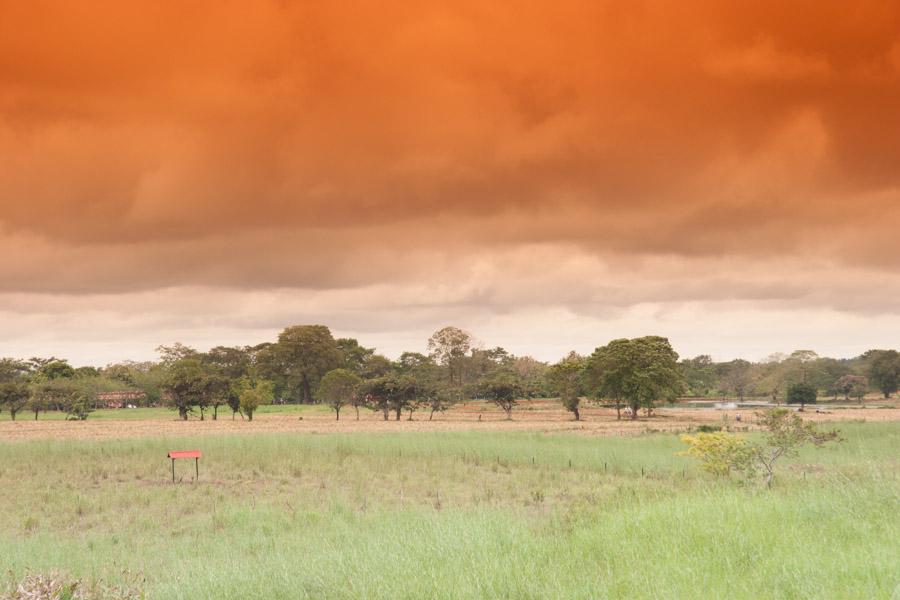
[680,432,755,477]
[547,352,585,420]
[681,408,841,487]
[238,378,274,421]
[835,374,867,404]
[786,382,816,411]
[479,372,522,420]
[0,381,30,421]
[317,368,361,420]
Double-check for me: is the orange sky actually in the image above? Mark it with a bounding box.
[1,1,899,364]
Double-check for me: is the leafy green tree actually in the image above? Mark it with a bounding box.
[0,380,29,420]
[479,371,523,420]
[547,352,586,420]
[754,408,841,487]
[397,352,453,420]
[359,373,417,421]
[36,360,75,381]
[73,366,100,379]
[335,338,375,376]
[237,378,274,421]
[427,326,475,385]
[679,355,717,397]
[318,368,362,420]
[722,359,754,401]
[786,382,816,410]
[512,355,550,398]
[162,358,205,420]
[584,336,685,420]
[275,325,344,403]
[681,408,841,487]
[835,374,868,404]
[864,349,900,398]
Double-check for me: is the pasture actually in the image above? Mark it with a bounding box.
[0,411,897,599]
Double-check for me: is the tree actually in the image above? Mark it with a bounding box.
[335,338,375,376]
[318,369,362,420]
[0,381,29,421]
[722,359,754,401]
[754,408,841,487]
[36,360,75,381]
[359,374,416,421]
[161,358,205,420]
[276,325,344,403]
[681,408,841,487]
[156,343,200,365]
[479,372,522,420]
[784,350,821,385]
[864,349,900,398]
[427,326,475,385]
[547,352,586,420]
[585,336,685,420]
[786,382,816,411]
[237,378,274,421]
[679,355,717,397]
[835,374,868,404]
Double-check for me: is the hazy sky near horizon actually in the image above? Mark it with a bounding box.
[1,1,900,366]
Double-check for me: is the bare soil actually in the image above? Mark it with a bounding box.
[1,399,896,442]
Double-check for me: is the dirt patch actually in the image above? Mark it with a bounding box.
[1,402,896,442]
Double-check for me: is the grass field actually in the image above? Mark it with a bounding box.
[1,420,897,599]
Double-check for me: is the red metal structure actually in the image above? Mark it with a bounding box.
[167,450,202,482]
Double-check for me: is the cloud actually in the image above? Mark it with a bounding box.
[1,1,899,361]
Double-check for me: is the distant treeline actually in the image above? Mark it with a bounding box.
[0,325,897,422]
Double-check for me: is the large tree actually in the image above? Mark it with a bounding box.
[427,326,475,386]
[161,358,206,420]
[275,325,344,403]
[864,349,900,398]
[584,336,685,420]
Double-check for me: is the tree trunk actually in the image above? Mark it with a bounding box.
[248,411,253,421]
[34,410,38,420]
[213,405,218,420]
[615,402,621,420]
[630,404,638,420]
[10,410,16,421]
[335,407,340,420]
[382,407,389,421]
[429,408,435,421]
[200,407,205,421]
[505,406,512,420]
[573,407,580,421]
[355,405,360,420]
[395,407,401,421]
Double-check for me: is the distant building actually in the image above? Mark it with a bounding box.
[96,390,146,409]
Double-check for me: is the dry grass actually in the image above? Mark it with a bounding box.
[1,399,896,442]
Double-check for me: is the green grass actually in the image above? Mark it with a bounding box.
[0,423,897,599]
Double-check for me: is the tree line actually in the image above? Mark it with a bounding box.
[0,324,897,421]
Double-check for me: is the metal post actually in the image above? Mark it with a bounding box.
[195,457,199,481]
[171,458,175,483]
